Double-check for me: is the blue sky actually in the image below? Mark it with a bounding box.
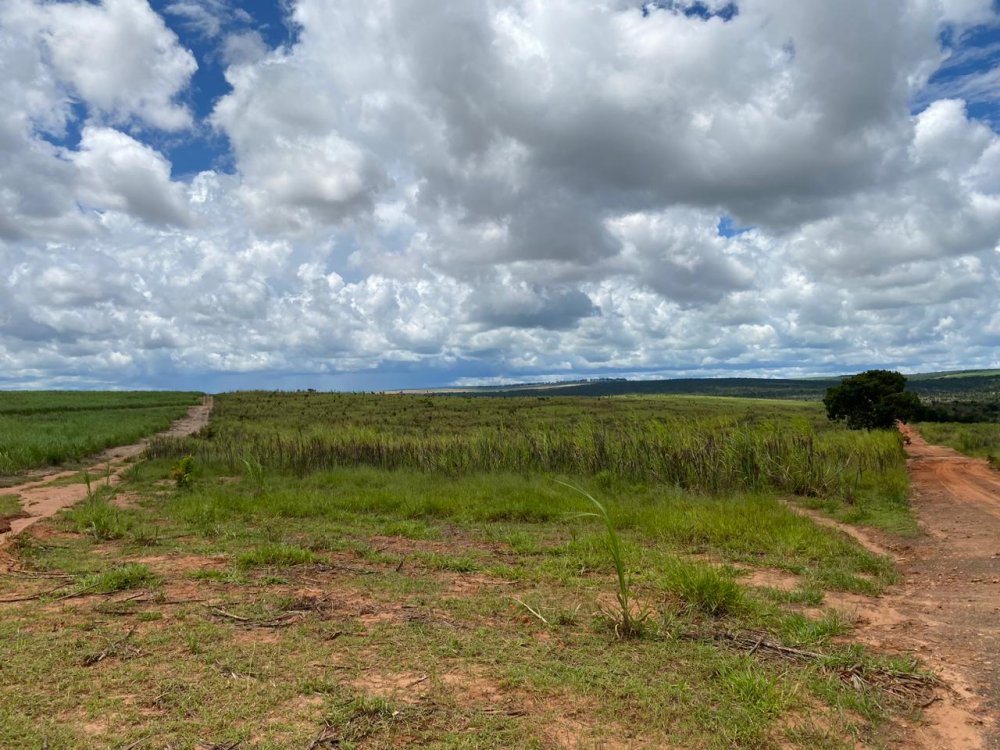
[2,0,1000,391]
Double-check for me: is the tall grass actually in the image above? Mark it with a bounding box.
[148,394,904,498]
[916,422,1000,458]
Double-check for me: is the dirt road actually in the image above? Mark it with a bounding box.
[839,425,1000,749]
[0,396,212,545]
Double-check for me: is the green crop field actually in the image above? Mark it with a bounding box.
[0,392,932,749]
[0,391,202,477]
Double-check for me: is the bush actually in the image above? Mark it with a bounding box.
[171,455,195,488]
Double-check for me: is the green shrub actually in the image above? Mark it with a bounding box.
[171,455,195,488]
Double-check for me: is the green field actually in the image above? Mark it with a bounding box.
[916,421,1000,459]
[147,393,908,527]
[0,392,935,748]
[0,391,202,477]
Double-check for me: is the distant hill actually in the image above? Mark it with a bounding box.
[400,370,1000,402]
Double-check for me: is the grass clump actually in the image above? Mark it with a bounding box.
[0,493,22,517]
[917,421,1000,458]
[240,454,266,494]
[662,558,746,617]
[77,563,157,593]
[0,391,199,476]
[236,543,318,568]
[63,495,130,541]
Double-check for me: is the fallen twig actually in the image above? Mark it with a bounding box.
[0,582,70,602]
[83,624,140,666]
[207,606,301,628]
[307,722,338,750]
[512,597,548,624]
[315,562,380,576]
[8,568,74,580]
[209,607,251,622]
[51,581,101,602]
[705,630,938,700]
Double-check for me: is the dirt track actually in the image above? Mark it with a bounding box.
[0,396,212,545]
[842,425,1000,749]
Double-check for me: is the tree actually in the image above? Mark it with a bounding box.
[823,370,922,430]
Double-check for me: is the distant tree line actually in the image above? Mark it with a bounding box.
[915,399,1000,423]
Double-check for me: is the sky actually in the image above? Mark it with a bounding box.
[1,0,999,391]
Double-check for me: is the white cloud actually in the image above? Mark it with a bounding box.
[71,126,190,226]
[41,0,197,130]
[2,0,1000,387]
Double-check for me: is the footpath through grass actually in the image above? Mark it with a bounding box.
[0,394,927,749]
[0,391,201,478]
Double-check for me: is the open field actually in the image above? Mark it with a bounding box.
[0,391,202,478]
[916,422,1000,462]
[148,394,911,531]
[0,393,942,749]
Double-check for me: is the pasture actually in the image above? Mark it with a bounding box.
[0,392,932,749]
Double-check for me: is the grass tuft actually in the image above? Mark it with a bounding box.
[662,558,746,616]
[236,543,318,568]
[63,496,130,541]
[77,563,158,593]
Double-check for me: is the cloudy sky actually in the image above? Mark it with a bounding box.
[1,0,999,391]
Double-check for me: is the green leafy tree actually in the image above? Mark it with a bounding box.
[823,370,922,430]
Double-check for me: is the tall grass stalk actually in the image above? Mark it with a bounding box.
[558,480,648,638]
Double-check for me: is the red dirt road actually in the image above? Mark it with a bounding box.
[0,396,212,546]
[868,425,1000,749]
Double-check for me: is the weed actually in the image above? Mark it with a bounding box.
[63,496,130,541]
[128,525,160,546]
[325,696,398,743]
[559,480,650,638]
[413,551,480,572]
[240,454,266,494]
[171,455,195,489]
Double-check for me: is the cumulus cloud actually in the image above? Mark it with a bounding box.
[1,0,999,388]
[40,0,197,130]
[0,0,196,242]
[71,126,191,226]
